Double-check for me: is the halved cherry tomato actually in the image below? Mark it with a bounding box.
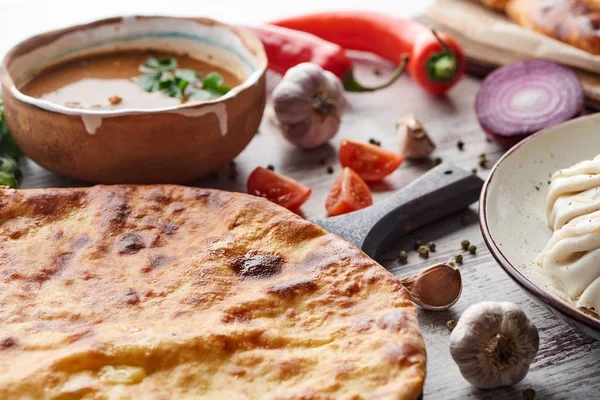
[326,167,373,216]
[338,139,404,182]
[247,167,312,211]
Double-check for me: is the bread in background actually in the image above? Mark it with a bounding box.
[481,0,511,11]
[582,0,600,11]
[506,0,600,54]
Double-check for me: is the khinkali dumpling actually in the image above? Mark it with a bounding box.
[546,155,600,230]
[537,209,600,313]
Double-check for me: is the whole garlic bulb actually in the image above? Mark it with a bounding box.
[272,63,346,149]
[450,302,539,389]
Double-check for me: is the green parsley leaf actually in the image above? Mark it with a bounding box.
[177,79,188,91]
[188,88,223,100]
[202,72,230,95]
[145,57,177,71]
[0,90,8,137]
[158,79,186,99]
[0,156,18,175]
[203,72,224,87]
[0,89,23,168]
[174,69,197,82]
[135,57,228,101]
[0,135,23,161]
[136,72,162,92]
[0,90,22,188]
[0,171,18,188]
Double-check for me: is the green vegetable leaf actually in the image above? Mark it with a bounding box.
[145,57,177,71]
[158,79,186,99]
[203,72,224,87]
[202,72,230,95]
[0,89,7,137]
[188,88,223,100]
[0,156,18,175]
[177,79,188,90]
[0,135,23,160]
[0,89,23,169]
[136,72,162,92]
[174,69,197,82]
[135,57,228,101]
[0,171,18,188]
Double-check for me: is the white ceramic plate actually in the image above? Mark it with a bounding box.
[480,113,600,339]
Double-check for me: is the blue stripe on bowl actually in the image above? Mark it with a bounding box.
[17,31,257,84]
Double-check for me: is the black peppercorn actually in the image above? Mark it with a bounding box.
[523,389,536,400]
[368,138,381,146]
[478,153,487,168]
[398,250,408,264]
[446,320,457,331]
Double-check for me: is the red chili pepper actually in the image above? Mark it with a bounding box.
[271,12,466,95]
[247,24,408,92]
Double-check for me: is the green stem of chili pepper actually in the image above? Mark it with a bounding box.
[343,54,409,92]
[426,29,459,83]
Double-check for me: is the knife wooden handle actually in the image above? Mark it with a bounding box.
[316,164,484,259]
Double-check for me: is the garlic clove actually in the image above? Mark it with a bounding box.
[272,63,346,149]
[449,302,539,389]
[397,114,436,159]
[401,262,462,311]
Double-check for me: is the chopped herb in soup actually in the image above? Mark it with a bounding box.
[21,51,240,110]
[136,56,231,101]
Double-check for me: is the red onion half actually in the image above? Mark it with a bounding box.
[475,60,584,148]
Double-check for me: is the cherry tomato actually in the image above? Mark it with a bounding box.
[247,167,312,211]
[338,139,404,182]
[326,167,373,216]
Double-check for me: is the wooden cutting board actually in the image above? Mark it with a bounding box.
[418,1,600,110]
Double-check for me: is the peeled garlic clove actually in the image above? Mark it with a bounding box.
[401,262,462,311]
[450,302,539,389]
[272,63,346,149]
[397,114,436,159]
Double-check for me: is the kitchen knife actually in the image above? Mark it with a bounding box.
[316,163,484,259]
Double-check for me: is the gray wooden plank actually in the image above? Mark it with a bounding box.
[380,210,600,399]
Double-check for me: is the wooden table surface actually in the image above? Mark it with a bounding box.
[4,2,600,399]
[15,54,600,399]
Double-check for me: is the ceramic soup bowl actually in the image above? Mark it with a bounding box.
[480,113,600,340]
[0,16,267,184]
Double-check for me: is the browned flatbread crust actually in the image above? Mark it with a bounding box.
[507,0,600,54]
[582,0,600,11]
[481,0,511,11]
[0,185,426,400]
